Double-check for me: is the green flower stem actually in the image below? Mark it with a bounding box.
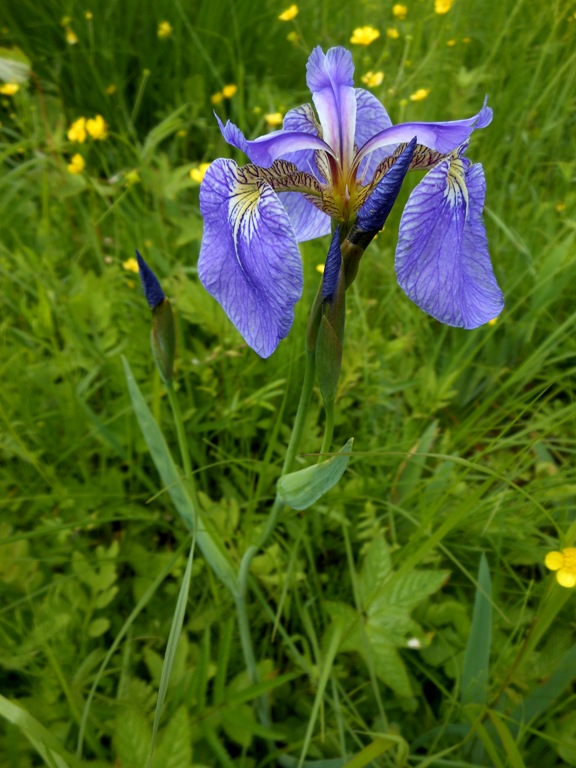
[282,348,316,476]
[234,346,317,726]
[166,381,193,481]
[319,400,335,460]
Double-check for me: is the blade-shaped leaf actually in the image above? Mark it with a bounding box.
[462,554,492,706]
[122,357,236,594]
[277,438,353,510]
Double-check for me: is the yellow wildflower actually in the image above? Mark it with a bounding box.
[211,91,224,105]
[278,4,299,21]
[157,21,173,39]
[545,548,576,588]
[124,169,140,187]
[123,257,140,273]
[106,84,117,95]
[0,83,19,96]
[488,317,498,326]
[85,11,93,20]
[392,4,408,19]
[86,114,108,140]
[265,112,284,128]
[409,88,430,101]
[316,263,325,274]
[68,117,87,143]
[462,36,471,43]
[222,84,238,98]
[190,162,211,183]
[65,26,78,44]
[447,38,457,46]
[361,71,384,88]
[67,153,85,174]
[386,27,400,39]
[350,26,380,45]
[435,0,454,13]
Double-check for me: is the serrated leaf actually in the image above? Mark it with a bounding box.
[277,438,353,510]
[114,707,150,768]
[151,707,191,768]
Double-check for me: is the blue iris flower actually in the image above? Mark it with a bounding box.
[198,46,503,358]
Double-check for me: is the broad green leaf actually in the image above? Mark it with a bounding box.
[462,554,492,706]
[277,438,353,510]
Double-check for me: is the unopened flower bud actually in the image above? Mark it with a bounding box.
[135,250,175,383]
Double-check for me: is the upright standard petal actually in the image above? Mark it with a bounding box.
[395,155,504,328]
[199,159,304,358]
[306,46,357,169]
[353,88,393,182]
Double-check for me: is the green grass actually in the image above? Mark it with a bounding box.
[2,0,576,765]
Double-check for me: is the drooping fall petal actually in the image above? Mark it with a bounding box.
[395,154,503,328]
[198,158,304,358]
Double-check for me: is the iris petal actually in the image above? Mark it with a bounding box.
[278,191,331,241]
[198,159,303,358]
[357,99,492,163]
[395,156,503,328]
[306,46,357,169]
[354,88,393,181]
[217,115,332,168]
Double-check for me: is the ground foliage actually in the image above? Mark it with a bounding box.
[1,0,576,766]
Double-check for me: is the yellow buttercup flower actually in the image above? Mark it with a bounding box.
[361,71,384,88]
[264,112,284,128]
[211,91,224,105]
[86,114,108,140]
[124,169,140,187]
[386,27,400,39]
[350,26,380,45]
[85,11,93,20]
[65,26,78,44]
[392,4,408,19]
[435,0,454,13]
[447,38,457,46]
[0,83,19,96]
[545,548,576,588]
[409,88,430,101]
[68,117,87,143]
[278,4,299,21]
[222,84,238,98]
[157,21,173,39]
[190,162,211,183]
[123,257,140,273]
[67,153,86,174]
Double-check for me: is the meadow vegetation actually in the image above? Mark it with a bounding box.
[1,0,576,765]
